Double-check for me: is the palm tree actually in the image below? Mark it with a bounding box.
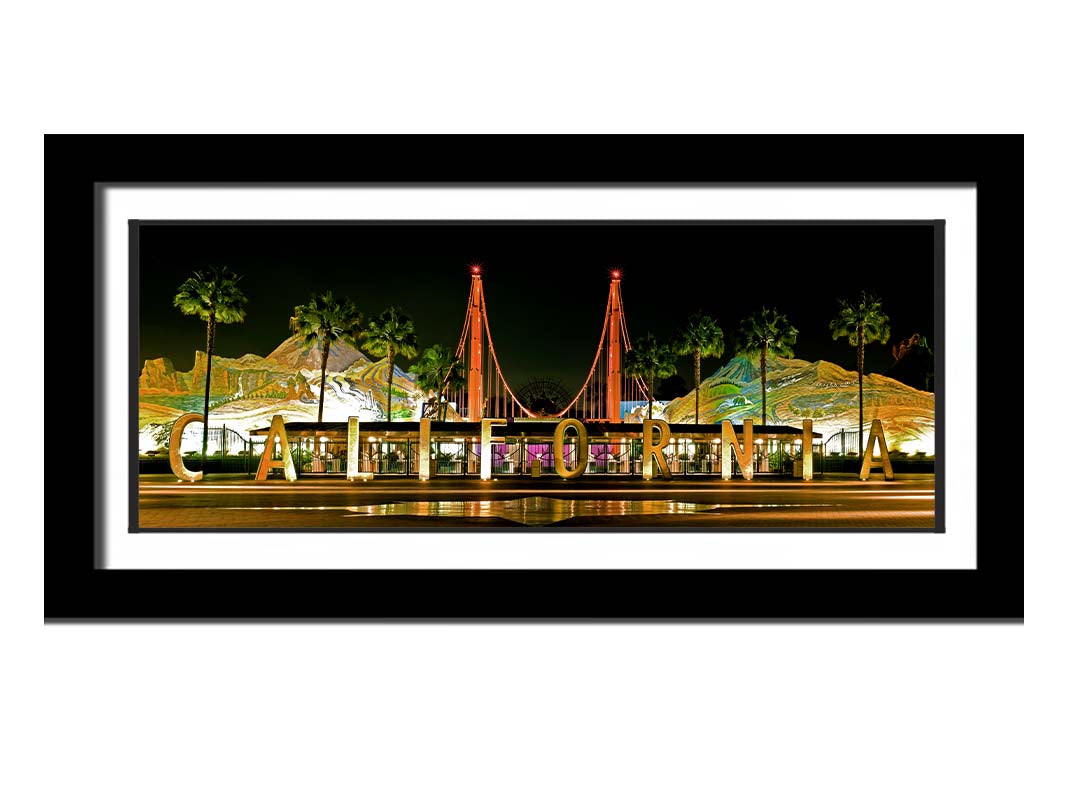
[830,291,891,451]
[673,313,725,424]
[360,307,419,422]
[173,266,248,469]
[289,292,362,424]
[918,336,935,392]
[737,307,799,426]
[623,333,677,419]
[412,344,466,420]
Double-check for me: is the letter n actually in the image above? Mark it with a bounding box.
[721,419,754,480]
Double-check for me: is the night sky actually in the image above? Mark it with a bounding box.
[138,222,937,393]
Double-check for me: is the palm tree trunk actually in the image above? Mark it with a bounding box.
[436,374,450,421]
[857,333,865,453]
[201,313,215,472]
[760,343,767,426]
[648,374,654,419]
[318,339,330,424]
[694,353,701,425]
[386,348,395,422]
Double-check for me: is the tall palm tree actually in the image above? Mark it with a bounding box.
[411,344,466,420]
[173,266,248,469]
[623,333,677,419]
[673,313,725,425]
[830,291,891,451]
[289,292,362,424]
[360,307,419,422]
[737,307,799,426]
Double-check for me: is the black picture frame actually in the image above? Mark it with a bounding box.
[45,134,1022,620]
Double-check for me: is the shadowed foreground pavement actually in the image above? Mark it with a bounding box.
[138,474,936,531]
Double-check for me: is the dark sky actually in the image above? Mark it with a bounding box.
[138,222,938,392]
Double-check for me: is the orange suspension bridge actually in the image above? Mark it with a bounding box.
[439,267,651,423]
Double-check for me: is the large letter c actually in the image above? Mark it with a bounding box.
[168,413,204,482]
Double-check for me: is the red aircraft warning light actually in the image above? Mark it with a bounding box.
[470,263,482,275]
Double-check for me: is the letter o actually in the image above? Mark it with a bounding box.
[553,418,588,479]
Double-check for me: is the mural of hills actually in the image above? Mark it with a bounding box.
[264,336,365,372]
[140,342,935,456]
[139,335,421,450]
[662,356,935,454]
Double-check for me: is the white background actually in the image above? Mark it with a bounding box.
[2,3,1062,800]
[104,185,974,570]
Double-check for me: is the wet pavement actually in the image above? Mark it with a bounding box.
[137,474,936,530]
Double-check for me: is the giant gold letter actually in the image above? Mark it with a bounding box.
[255,415,297,482]
[419,418,432,481]
[168,412,204,482]
[346,417,373,481]
[642,419,671,480]
[553,418,588,479]
[859,419,894,481]
[721,419,754,480]
[802,418,813,481]
[480,418,507,480]
[346,416,360,479]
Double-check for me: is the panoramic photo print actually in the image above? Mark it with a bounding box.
[134,221,941,530]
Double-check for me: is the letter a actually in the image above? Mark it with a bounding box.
[859,419,894,481]
[255,415,297,482]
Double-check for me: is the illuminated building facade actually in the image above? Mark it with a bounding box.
[248,420,823,478]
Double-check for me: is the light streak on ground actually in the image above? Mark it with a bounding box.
[138,477,937,529]
[140,484,933,496]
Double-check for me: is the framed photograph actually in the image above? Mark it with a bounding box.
[45,134,1022,619]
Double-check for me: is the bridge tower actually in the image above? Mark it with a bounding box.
[606,271,623,422]
[468,265,484,422]
[452,264,642,423]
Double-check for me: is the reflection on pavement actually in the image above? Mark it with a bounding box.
[344,496,838,526]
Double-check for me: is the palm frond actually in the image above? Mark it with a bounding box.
[674,312,725,359]
[173,265,248,324]
[289,290,362,353]
[736,306,798,358]
[624,333,677,383]
[830,291,891,346]
[360,307,419,360]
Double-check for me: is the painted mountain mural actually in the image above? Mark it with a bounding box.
[139,335,421,451]
[662,356,934,454]
[140,343,934,456]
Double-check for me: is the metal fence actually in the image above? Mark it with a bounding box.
[140,425,257,473]
[822,425,875,456]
